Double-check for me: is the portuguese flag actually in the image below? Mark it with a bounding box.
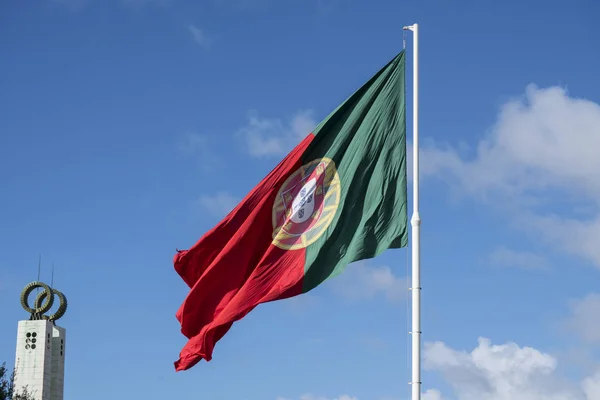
[174,50,408,371]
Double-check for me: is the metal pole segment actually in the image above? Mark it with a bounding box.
[402,22,421,400]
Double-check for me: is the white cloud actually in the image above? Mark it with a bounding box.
[422,389,445,400]
[330,262,407,303]
[417,85,600,268]
[277,338,600,400]
[488,246,548,270]
[582,370,600,400]
[564,293,600,344]
[188,25,214,49]
[423,337,599,400]
[197,192,239,217]
[238,110,316,158]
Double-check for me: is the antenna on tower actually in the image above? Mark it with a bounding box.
[37,254,42,282]
[36,254,42,300]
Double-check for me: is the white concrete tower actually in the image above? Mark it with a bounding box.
[14,282,68,400]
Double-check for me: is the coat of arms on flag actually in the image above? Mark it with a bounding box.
[271,158,340,250]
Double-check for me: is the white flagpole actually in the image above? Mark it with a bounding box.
[403,22,421,400]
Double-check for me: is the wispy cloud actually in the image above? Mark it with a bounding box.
[188,25,215,49]
[122,0,172,6]
[197,192,239,218]
[564,293,600,344]
[488,246,548,270]
[237,110,316,158]
[277,396,358,400]
[278,394,436,400]
[50,0,92,10]
[211,0,271,11]
[52,0,171,10]
[177,132,221,171]
[359,334,390,351]
[415,85,600,269]
[284,293,320,313]
[316,0,339,15]
[211,0,340,13]
[330,262,408,303]
[178,132,208,153]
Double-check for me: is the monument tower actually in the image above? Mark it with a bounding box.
[13,281,68,400]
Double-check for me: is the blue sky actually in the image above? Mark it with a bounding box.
[1,0,600,399]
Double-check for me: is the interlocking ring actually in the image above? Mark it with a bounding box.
[20,281,68,321]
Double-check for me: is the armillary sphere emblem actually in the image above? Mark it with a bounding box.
[20,281,68,322]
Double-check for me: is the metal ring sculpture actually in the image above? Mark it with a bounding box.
[20,281,68,322]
